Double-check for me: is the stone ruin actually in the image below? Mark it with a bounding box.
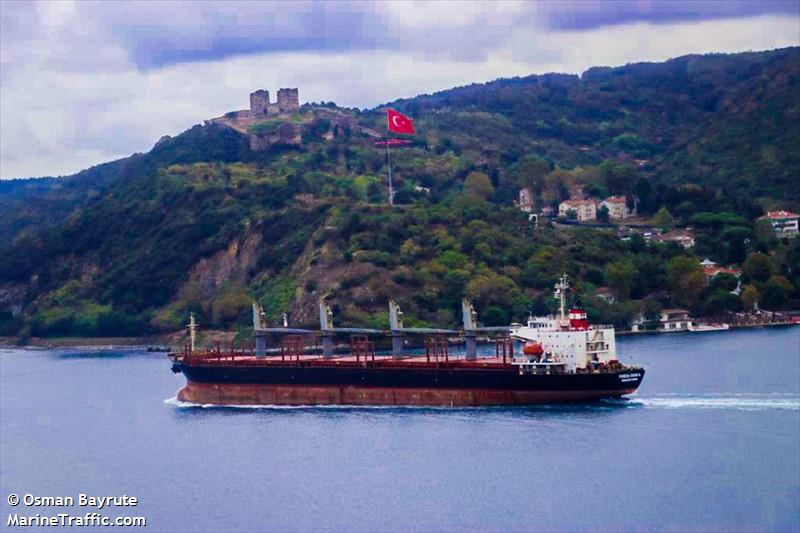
[249,88,299,115]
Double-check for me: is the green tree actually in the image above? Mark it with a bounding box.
[466,269,529,319]
[743,252,775,283]
[482,306,509,326]
[702,291,742,316]
[464,171,494,200]
[741,284,759,311]
[597,300,639,329]
[599,159,636,195]
[597,205,610,223]
[443,269,470,308]
[666,256,705,309]
[709,272,739,292]
[653,207,675,232]
[542,168,575,203]
[451,193,489,220]
[753,219,778,250]
[400,239,422,262]
[604,260,637,299]
[759,275,793,309]
[466,270,517,308]
[642,299,663,321]
[511,155,551,192]
[521,246,570,288]
[437,250,468,270]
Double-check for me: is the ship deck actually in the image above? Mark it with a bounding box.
[172,352,516,370]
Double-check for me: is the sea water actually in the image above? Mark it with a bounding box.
[1,327,798,532]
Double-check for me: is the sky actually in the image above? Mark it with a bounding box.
[1,1,798,180]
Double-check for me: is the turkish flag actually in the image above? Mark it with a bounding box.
[387,109,415,134]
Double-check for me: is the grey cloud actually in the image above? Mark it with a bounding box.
[77,1,390,69]
[540,0,799,30]
[5,1,796,73]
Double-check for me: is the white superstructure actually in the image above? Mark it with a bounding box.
[510,275,618,373]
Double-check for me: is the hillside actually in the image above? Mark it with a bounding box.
[1,48,799,338]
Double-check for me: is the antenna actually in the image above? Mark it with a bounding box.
[554,274,569,319]
[187,312,197,353]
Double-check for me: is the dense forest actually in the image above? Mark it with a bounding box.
[1,47,799,338]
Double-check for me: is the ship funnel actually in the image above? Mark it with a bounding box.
[319,300,334,331]
[462,299,478,331]
[389,300,404,331]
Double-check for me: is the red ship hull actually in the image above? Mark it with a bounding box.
[177,381,640,407]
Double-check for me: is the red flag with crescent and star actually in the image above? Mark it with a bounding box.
[387,109,415,135]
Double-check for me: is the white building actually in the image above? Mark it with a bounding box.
[759,210,799,237]
[653,229,695,248]
[558,199,597,221]
[660,309,692,331]
[518,188,535,213]
[599,196,632,219]
[631,308,692,332]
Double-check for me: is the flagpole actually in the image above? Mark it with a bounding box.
[386,139,394,206]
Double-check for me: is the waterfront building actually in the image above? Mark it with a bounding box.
[631,308,693,332]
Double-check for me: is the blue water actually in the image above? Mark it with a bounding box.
[1,327,799,532]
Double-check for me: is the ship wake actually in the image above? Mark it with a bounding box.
[164,394,800,412]
[605,393,800,411]
[163,396,451,410]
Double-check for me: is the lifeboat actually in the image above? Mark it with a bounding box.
[523,342,544,356]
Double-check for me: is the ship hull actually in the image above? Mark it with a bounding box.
[174,363,644,406]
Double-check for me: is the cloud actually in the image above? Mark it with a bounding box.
[7,1,796,71]
[0,1,798,179]
[538,0,799,30]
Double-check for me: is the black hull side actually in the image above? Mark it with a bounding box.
[178,363,642,391]
[173,363,645,406]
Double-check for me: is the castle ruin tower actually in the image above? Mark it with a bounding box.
[250,89,270,115]
[277,88,299,112]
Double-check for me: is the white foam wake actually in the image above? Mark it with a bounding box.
[615,394,800,411]
[164,394,800,412]
[162,396,437,410]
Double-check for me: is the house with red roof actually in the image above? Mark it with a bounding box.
[652,228,695,248]
[558,199,597,221]
[599,196,633,219]
[702,265,741,283]
[759,211,799,237]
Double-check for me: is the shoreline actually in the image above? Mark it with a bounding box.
[1,321,796,350]
[0,336,173,350]
[0,328,250,351]
[617,321,798,336]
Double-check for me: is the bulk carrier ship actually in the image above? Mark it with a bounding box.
[169,276,644,406]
